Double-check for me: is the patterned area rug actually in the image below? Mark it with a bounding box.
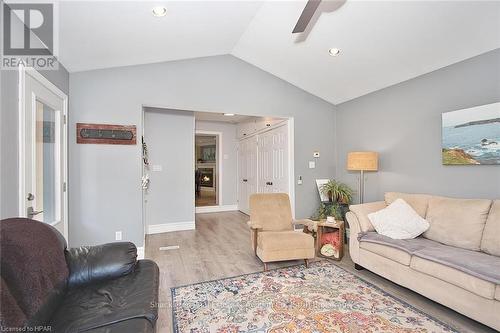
[171,261,458,333]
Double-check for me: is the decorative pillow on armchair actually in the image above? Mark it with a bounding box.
[368,199,430,239]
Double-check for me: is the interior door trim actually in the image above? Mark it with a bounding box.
[18,65,69,241]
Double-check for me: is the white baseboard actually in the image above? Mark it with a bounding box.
[136,246,145,260]
[147,221,195,234]
[195,204,238,214]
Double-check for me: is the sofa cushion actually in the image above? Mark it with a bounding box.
[367,199,429,239]
[385,192,432,218]
[359,232,442,255]
[349,201,387,232]
[413,246,500,285]
[496,285,500,301]
[424,197,492,251]
[410,256,496,299]
[49,259,159,332]
[83,318,155,333]
[359,242,411,265]
[481,200,500,256]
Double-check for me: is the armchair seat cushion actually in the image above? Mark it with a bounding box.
[256,231,314,262]
[49,260,159,332]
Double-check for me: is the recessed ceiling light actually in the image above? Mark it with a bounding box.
[328,48,341,56]
[152,6,167,17]
[223,113,235,116]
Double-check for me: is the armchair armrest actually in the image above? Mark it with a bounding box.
[66,242,137,288]
[292,219,317,232]
[247,221,263,229]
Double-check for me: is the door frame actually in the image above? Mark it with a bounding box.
[18,65,69,240]
[195,130,223,213]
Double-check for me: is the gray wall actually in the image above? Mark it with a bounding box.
[69,55,336,246]
[335,49,500,203]
[0,1,69,219]
[195,120,238,206]
[144,108,195,227]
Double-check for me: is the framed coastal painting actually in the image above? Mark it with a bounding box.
[442,102,500,165]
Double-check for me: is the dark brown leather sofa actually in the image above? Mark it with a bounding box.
[0,218,159,333]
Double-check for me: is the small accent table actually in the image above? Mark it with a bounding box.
[316,220,344,261]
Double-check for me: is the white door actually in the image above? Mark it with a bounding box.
[20,68,68,240]
[258,124,288,194]
[238,136,257,214]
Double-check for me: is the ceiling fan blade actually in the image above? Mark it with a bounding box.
[292,0,321,33]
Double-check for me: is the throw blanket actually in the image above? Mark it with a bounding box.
[0,218,69,329]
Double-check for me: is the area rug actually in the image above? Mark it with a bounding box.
[171,261,458,333]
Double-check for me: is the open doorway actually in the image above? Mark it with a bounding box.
[195,133,220,207]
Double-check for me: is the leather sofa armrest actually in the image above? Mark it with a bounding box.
[66,242,138,288]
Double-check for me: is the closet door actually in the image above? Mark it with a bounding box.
[258,124,288,194]
[238,136,257,214]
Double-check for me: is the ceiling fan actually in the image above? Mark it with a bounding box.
[292,0,322,33]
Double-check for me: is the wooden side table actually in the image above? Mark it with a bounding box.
[316,220,344,261]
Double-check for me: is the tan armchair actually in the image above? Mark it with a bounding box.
[248,193,315,271]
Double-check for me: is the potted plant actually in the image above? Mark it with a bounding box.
[320,179,353,204]
[311,180,354,222]
[311,202,342,221]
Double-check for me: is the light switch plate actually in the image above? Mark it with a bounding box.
[223,154,229,160]
[115,231,122,241]
[309,161,316,169]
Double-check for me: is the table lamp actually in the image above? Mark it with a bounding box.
[347,152,378,204]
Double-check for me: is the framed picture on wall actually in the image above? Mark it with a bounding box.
[442,102,500,165]
[316,179,330,202]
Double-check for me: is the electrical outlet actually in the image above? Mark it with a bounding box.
[309,161,316,169]
[297,176,303,185]
[115,231,122,241]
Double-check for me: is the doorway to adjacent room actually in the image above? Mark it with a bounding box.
[195,133,220,207]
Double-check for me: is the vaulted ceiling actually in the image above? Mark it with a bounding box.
[58,1,500,104]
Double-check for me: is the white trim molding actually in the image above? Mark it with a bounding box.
[195,204,238,214]
[18,65,69,242]
[147,221,195,234]
[136,246,145,260]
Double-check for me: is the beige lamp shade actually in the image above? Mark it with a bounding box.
[347,152,379,171]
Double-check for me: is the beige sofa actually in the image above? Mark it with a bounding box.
[346,192,500,331]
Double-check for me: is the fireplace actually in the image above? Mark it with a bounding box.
[199,168,214,188]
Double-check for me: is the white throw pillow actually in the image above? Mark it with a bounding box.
[367,199,430,239]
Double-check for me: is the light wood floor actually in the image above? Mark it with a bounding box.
[145,211,495,333]
[195,190,217,206]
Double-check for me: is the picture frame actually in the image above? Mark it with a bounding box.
[315,179,330,202]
